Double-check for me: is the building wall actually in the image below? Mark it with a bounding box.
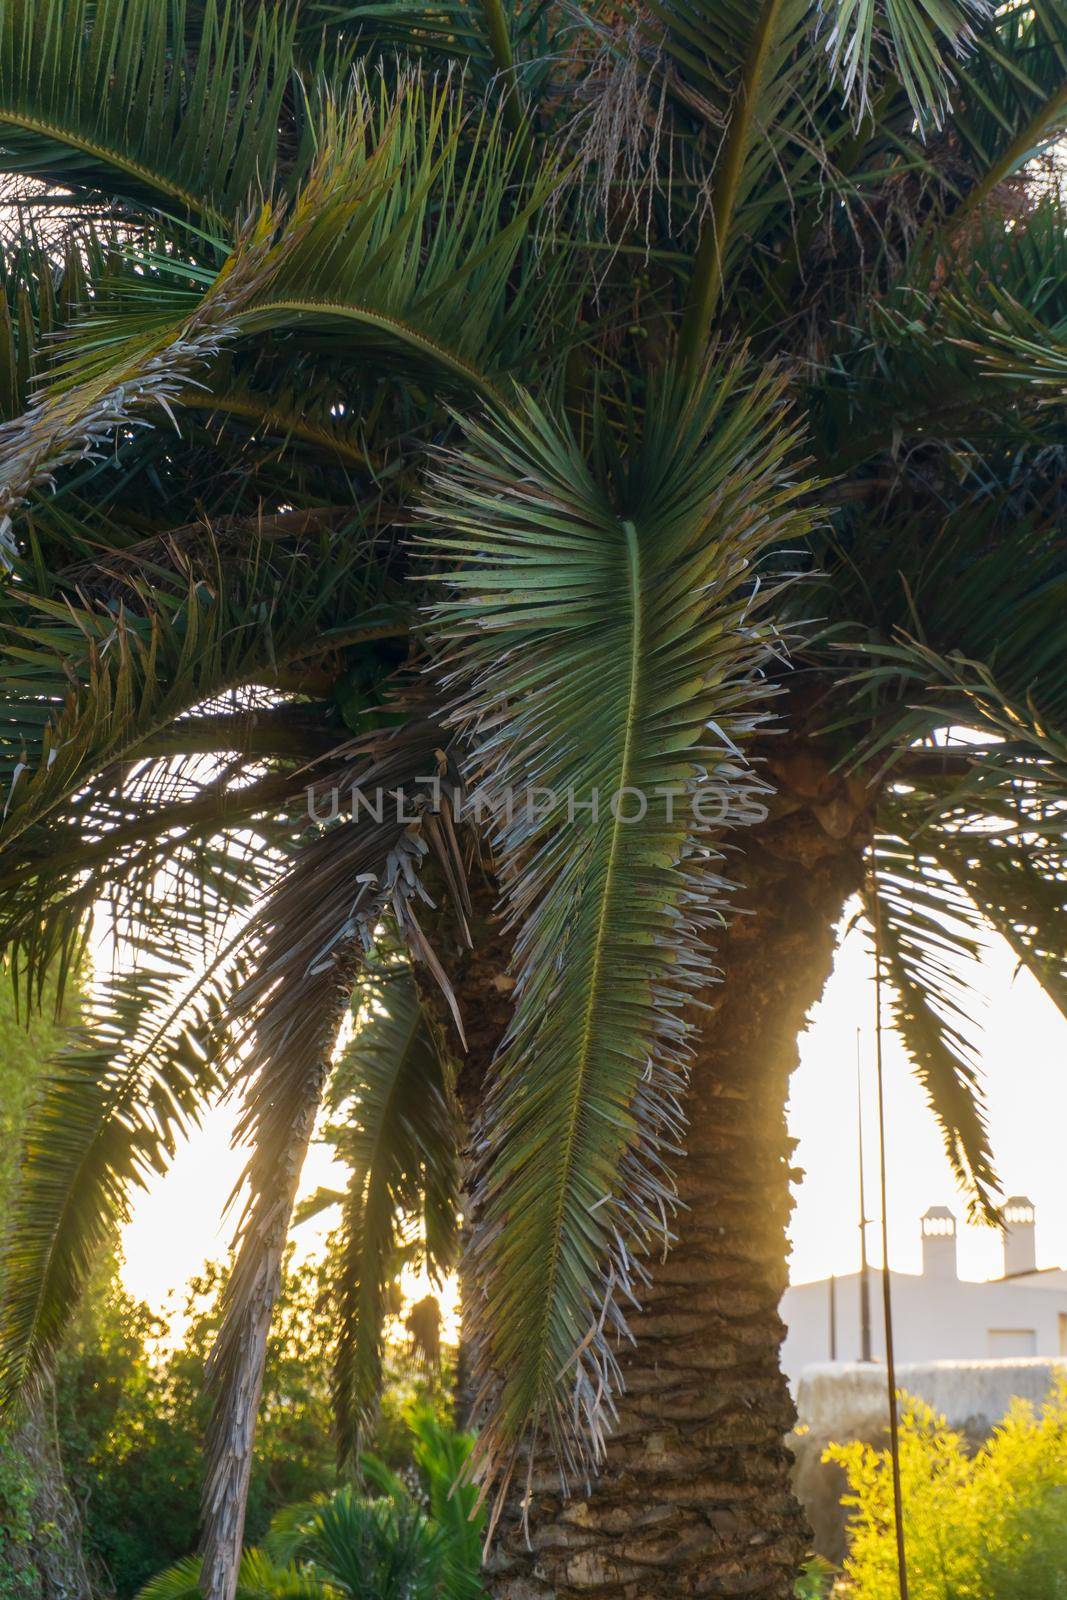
[781,1268,1067,1387]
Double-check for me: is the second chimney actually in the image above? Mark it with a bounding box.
[1002,1195,1037,1276]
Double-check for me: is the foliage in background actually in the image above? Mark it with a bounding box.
[0,973,82,1599]
[53,1247,456,1600]
[793,1558,836,1599]
[358,1408,486,1600]
[137,1408,484,1600]
[55,1254,335,1598]
[826,1377,1067,1598]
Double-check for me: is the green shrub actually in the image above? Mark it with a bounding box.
[826,1374,1067,1599]
[0,1424,40,1600]
[0,971,83,1599]
[794,1556,835,1598]
[361,1407,486,1600]
[268,1488,442,1600]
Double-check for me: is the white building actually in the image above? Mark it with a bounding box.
[781,1196,1067,1387]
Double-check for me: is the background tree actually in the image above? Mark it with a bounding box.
[54,1253,338,1599]
[0,2,1062,1598]
[0,970,89,1600]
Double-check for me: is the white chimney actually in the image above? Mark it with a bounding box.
[1002,1196,1037,1276]
[921,1206,957,1278]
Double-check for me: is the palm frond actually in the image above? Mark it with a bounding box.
[328,965,460,1472]
[0,947,247,1410]
[304,0,550,107]
[865,824,998,1217]
[931,828,1067,1019]
[0,508,388,866]
[201,717,470,1595]
[422,357,817,1498]
[823,0,988,126]
[0,201,288,533]
[0,72,573,537]
[949,0,1067,221]
[407,1408,486,1600]
[135,1547,332,1600]
[954,286,1067,398]
[0,0,294,227]
[266,1486,441,1599]
[671,0,818,345]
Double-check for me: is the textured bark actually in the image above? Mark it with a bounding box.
[485,736,872,1599]
[198,1065,328,1600]
[7,1387,92,1600]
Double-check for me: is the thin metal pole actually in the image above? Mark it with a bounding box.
[857,1029,873,1363]
[829,1273,838,1361]
[871,881,910,1600]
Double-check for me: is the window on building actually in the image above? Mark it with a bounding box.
[987,1328,1037,1357]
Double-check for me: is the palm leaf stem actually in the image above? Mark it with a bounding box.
[678,0,788,371]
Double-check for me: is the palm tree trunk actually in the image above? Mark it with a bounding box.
[425,743,872,1595]
[198,1073,326,1600]
[6,1385,92,1600]
[483,759,872,1597]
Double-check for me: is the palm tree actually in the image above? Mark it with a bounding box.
[0,1,1063,1596]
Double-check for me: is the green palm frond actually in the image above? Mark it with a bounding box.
[670,0,818,345]
[266,1486,441,1599]
[422,357,817,1493]
[823,0,987,125]
[0,73,573,533]
[821,478,1067,761]
[931,829,1067,1019]
[305,0,547,107]
[949,0,1067,221]
[230,81,568,395]
[865,825,998,1217]
[858,642,1067,808]
[406,1408,486,1600]
[810,195,1067,458]
[328,966,460,1471]
[954,287,1067,397]
[135,1547,332,1600]
[0,200,288,528]
[0,511,384,859]
[0,949,246,1409]
[0,230,95,421]
[173,370,382,471]
[0,0,295,228]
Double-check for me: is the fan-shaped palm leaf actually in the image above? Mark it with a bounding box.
[135,1548,331,1600]
[422,357,817,1495]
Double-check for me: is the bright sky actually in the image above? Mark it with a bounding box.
[789,906,1067,1285]
[120,905,1067,1327]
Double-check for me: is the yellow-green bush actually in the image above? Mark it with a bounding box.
[826,1376,1067,1598]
